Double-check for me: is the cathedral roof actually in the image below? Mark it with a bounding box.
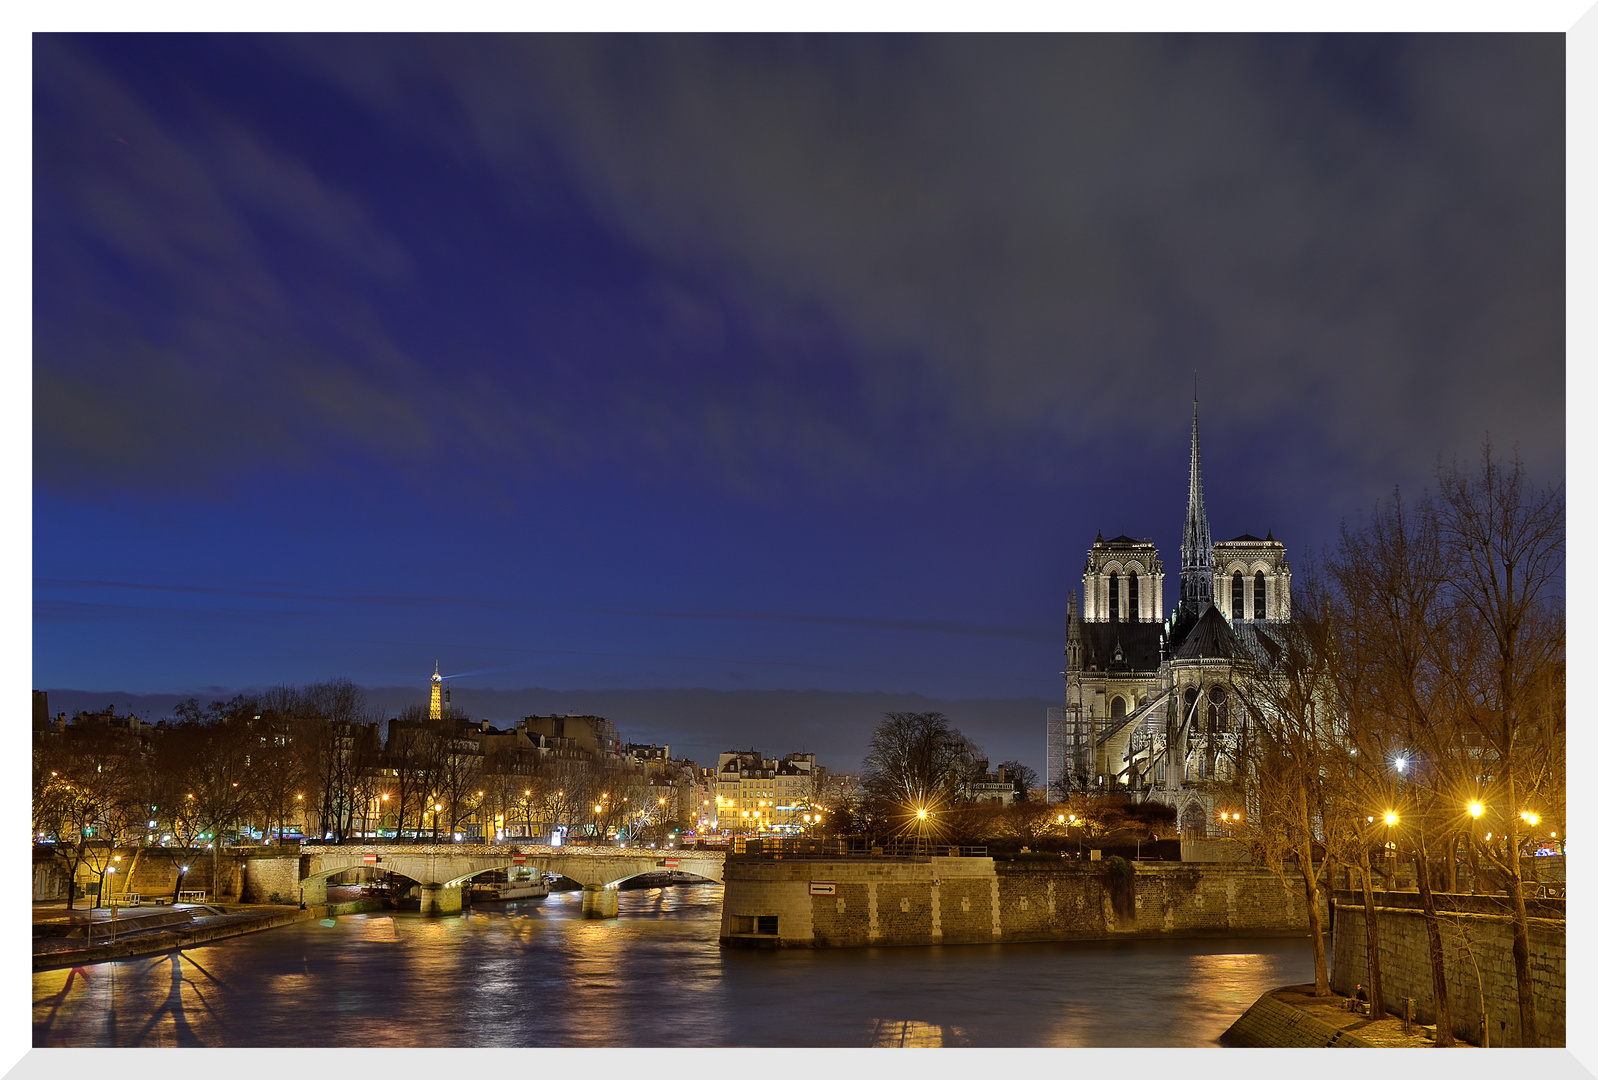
[1095,533,1154,548]
[1233,622,1285,667]
[1079,621,1163,673]
[1172,604,1237,660]
[1219,533,1268,544]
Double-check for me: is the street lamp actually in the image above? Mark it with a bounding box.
[1382,811,1400,888]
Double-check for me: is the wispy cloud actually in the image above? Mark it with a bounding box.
[34,35,1563,506]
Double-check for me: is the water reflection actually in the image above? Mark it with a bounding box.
[34,884,1311,1048]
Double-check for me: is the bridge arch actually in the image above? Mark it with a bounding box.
[297,844,724,915]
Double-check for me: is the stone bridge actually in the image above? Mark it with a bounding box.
[298,844,725,916]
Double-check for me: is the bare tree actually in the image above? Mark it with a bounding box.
[159,707,254,898]
[1430,443,1563,1047]
[40,719,149,909]
[432,720,485,840]
[998,759,1040,802]
[385,707,436,840]
[1233,581,1342,997]
[249,699,305,843]
[860,712,984,840]
[1329,488,1461,1042]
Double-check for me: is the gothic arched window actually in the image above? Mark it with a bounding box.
[1209,686,1227,732]
[1111,696,1127,720]
[1231,570,1244,619]
[1128,571,1139,622]
[1109,571,1120,622]
[1255,570,1267,620]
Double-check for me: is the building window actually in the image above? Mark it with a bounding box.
[1231,570,1244,619]
[1209,686,1227,732]
[1128,571,1139,622]
[1109,571,1119,621]
[1110,696,1127,720]
[1255,570,1267,620]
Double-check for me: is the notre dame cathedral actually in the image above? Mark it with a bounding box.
[1046,398,1292,837]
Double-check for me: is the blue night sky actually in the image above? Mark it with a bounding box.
[32,34,1565,772]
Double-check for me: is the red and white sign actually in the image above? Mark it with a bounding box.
[662,858,680,868]
[809,882,837,896]
[362,854,379,864]
[512,854,527,865]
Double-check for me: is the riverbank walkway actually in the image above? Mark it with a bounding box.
[32,887,381,970]
[1224,984,1446,1048]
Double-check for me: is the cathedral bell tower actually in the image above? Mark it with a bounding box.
[1179,394,1215,621]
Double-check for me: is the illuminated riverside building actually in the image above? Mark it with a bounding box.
[1047,397,1293,836]
[714,750,819,834]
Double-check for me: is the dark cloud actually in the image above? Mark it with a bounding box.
[344,35,1559,479]
[34,34,1563,503]
[32,35,1565,725]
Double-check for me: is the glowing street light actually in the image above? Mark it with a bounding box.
[1384,811,1399,826]
[1469,801,1485,819]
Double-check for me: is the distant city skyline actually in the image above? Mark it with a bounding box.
[36,684,1053,778]
[34,35,1564,770]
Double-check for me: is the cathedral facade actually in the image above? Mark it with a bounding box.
[1046,400,1291,836]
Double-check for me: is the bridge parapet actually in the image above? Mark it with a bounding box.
[298,843,726,914]
[299,843,717,859]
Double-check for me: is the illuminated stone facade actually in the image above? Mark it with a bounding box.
[714,750,819,834]
[1046,399,1293,836]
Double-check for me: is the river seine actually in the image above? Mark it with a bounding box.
[34,883,1312,1048]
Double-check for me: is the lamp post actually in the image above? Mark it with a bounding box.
[1383,810,1400,888]
[105,866,118,943]
[1467,800,1486,893]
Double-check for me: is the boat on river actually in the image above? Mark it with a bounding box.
[469,871,554,901]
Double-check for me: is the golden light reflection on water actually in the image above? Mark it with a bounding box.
[869,1020,968,1047]
[1038,943,1295,1047]
[1187,951,1276,1011]
[34,888,1312,1048]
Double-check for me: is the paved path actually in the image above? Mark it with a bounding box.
[1267,985,1446,1047]
[32,887,378,968]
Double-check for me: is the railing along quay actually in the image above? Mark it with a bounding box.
[727,838,988,860]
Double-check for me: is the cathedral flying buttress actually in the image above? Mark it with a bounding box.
[1045,397,1293,838]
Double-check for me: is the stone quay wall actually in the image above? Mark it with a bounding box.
[1329,890,1565,1048]
[38,846,293,903]
[243,855,305,904]
[721,856,1318,949]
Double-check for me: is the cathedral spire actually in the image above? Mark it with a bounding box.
[1179,393,1214,619]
